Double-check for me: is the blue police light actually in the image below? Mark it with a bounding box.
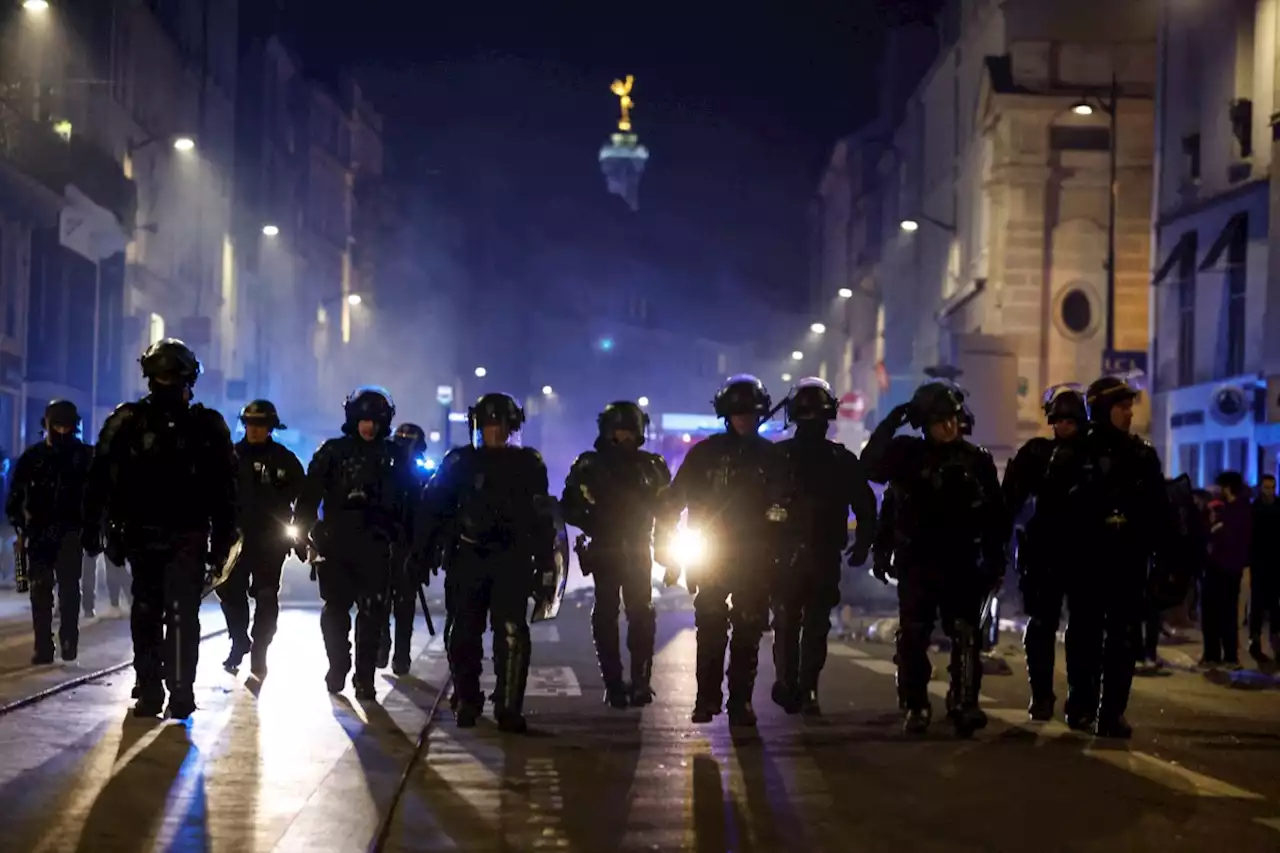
[598,336,615,352]
[417,456,437,472]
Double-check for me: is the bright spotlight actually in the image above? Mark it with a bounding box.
[810,322,826,334]
[346,293,362,306]
[838,288,853,299]
[1072,103,1094,116]
[172,136,195,152]
[428,431,441,442]
[681,433,692,443]
[541,385,554,396]
[899,219,920,232]
[637,396,649,407]
[781,373,792,382]
[23,0,50,12]
[791,350,804,361]
[474,366,487,378]
[262,224,279,237]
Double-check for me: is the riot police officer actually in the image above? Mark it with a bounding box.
[1002,384,1087,721]
[294,387,410,701]
[6,400,94,664]
[379,421,431,675]
[563,400,671,709]
[772,378,877,716]
[657,375,792,727]
[418,393,556,733]
[82,339,238,718]
[220,399,304,677]
[1039,375,1169,738]
[862,381,1007,736]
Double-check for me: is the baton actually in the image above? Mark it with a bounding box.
[417,583,436,636]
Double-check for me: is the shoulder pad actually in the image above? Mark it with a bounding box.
[438,446,473,472]
[99,402,141,445]
[191,404,231,439]
[571,450,598,468]
[523,447,546,467]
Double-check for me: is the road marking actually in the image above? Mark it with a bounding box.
[835,645,997,704]
[1255,817,1280,834]
[480,665,581,698]
[1084,749,1265,800]
[532,624,561,643]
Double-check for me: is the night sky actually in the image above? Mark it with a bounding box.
[290,0,941,306]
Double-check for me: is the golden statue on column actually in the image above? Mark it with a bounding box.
[611,75,635,132]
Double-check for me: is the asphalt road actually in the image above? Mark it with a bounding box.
[0,591,1276,851]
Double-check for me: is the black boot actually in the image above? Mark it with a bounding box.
[61,638,78,663]
[456,700,481,728]
[493,620,530,734]
[134,684,165,718]
[800,689,822,717]
[726,629,761,726]
[948,620,987,737]
[629,655,655,707]
[391,655,411,676]
[1028,696,1055,722]
[167,686,196,720]
[1094,715,1133,739]
[250,645,269,679]
[354,679,377,702]
[31,648,55,666]
[1249,640,1272,665]
[325,666,347,694]
[604,683,630,709]
[903,705,931,735]
[692,632,727,724]
[223,638,251,673]
[727,699,757,727]
[771,606,802,713]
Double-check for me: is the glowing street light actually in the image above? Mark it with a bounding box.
[541,385,554,396]
[791,350,804,361]
[838,287,853,299]
[781,373,792,383]
[346,293,362,306]
[474,366,487,378]
[637,396,649,407]
[1071,103,1094,116]
[172,136,196,152]
[262,224,279,237]
[429,431,441,442]
[23,0,50,12]
[899,219,920,232]
[810,322,826,334]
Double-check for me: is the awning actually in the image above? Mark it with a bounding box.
[1198,211,1248,272]
[1152,231,1197,285]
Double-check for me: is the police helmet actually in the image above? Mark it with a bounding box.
[785,377,838,423]
[713,374,771,419]
[343,386,396,438]
[958,401,975,436]
[394,422,428,456]
[1042,383,1087,424]
[598,401,648,444]
[240,399,285,431]
[43,399,80,431]
[140,338,201,386]
[469,392,524,431]
[908,381,965,429]
[1085,375,1139,423]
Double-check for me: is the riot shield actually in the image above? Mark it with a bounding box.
[531,496,570,623]
[202,534,244,599]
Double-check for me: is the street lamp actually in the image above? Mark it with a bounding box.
[474,366,487,378]
[899,219,920,232]
[22,0,49,12]
[1071,73,1120,355]
[837,288,853,299]
[781,372,792,382]
[790,350,804,361]
[262,224,279,237]
[541,385,554,396]
[429,430,441,442]
[172,136,195,152]
[810,322,826,334]
[346,293,362,306]
[637,396,649,407]
[900,214,956,234]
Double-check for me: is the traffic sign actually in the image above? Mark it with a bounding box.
[838,391,866,421]
[436,384,454,406]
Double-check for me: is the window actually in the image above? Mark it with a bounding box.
[148,313,165,346]
[1229,438,1249,477]
[1203,440,1225,485]
[1060,288,1093,337]
[1183,134,1202,181]
[1225,224,1247,376]
[1230,100,1253,159]
[1176,232,1197,386]
[1050,127,1111,151]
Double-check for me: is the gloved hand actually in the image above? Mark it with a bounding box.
[888,403,913,428]
[844,541,870,568]
[81,526,104,558]
[871,560,892,585]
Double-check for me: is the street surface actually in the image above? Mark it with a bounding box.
[0,588,1276,851]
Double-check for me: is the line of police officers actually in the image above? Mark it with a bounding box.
[4,336,1169,741]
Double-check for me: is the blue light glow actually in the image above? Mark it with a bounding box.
[598,337,615,352]
[417,456,437,471]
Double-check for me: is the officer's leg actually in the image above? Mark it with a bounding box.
[249,548,285,677]
[490,569,532,733]
[692,582,729,722]
[1096,567,1144,738]
[106,555,126,608]
[797,559,842,716]
[391,552,417,674]
[53,532,82,661]
[1063,583,1103,730]
[896,564,937,733]
[352,553,391,700]
[770,568,803,714]
[620,555,657,706]
[28,555,56,665]
[162,541,205,718]
[726,577,768,726]
[80,551,96,618]
[591,563,627,705]
[317,560,356,693]
[448,560,490,725]
[1022,571,1064,719]
[940,574,987,736]
[129,556,166,715]
[216,549,254,670]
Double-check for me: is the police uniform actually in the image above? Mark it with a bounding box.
[380,422,432,675]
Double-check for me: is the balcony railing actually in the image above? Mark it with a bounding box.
[0,94,135,231]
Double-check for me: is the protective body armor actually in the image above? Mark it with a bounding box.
[564,444,670,542]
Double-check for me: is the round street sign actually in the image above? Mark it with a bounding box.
[838,392,865,420]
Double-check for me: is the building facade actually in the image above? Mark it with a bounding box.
[1150,0,1280,486]
[814,0,1159,465]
